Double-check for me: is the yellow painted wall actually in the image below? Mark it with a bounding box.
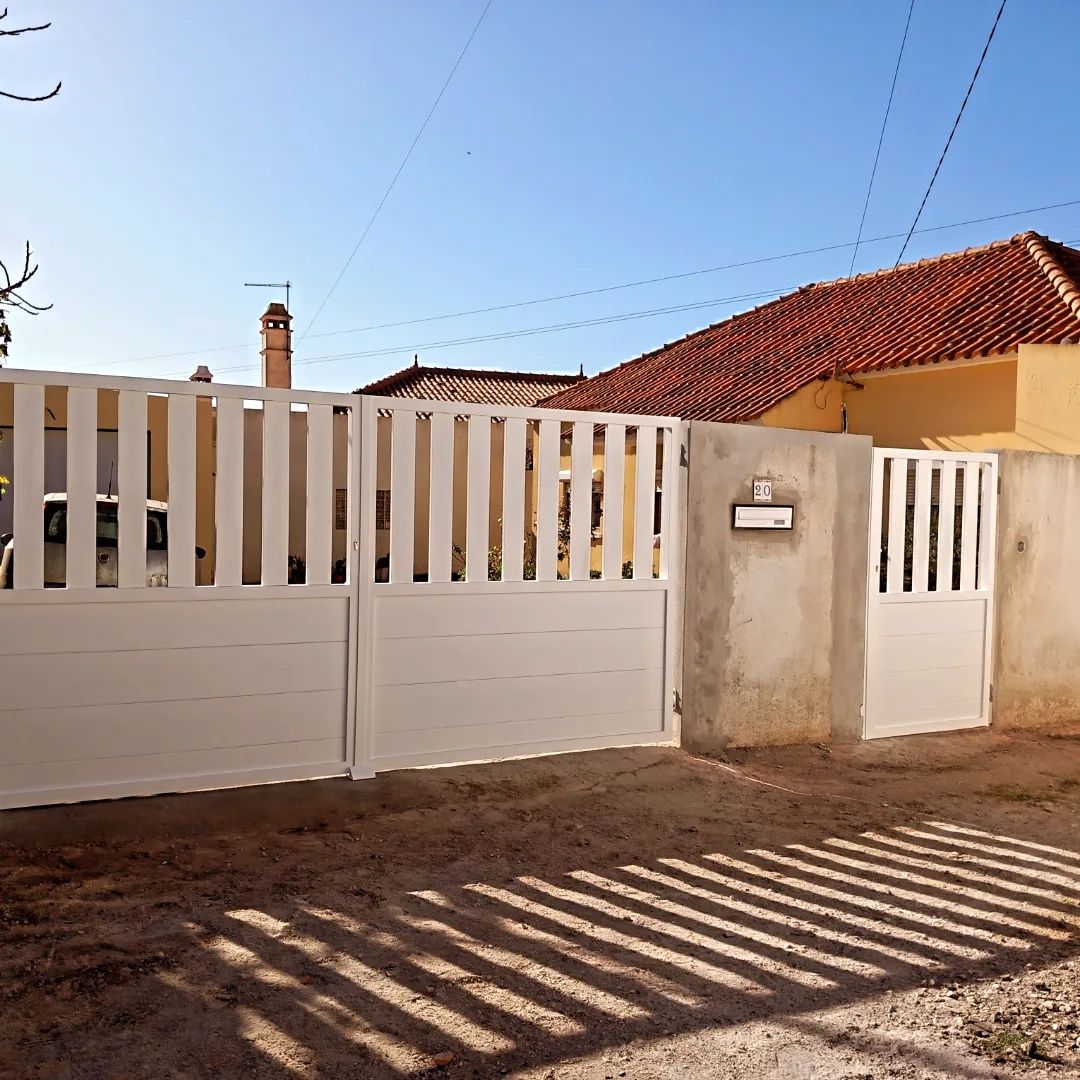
[1014,343,1080,454]
[761,354,1033,452]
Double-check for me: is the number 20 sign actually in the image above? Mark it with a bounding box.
[753,478,773,503]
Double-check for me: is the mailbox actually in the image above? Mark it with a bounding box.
[732,504,794,530]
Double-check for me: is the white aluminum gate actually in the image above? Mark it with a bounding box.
[0,368,682,808]
[355,395,683,773]
[864,448,998,739]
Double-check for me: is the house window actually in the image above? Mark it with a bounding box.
[592,489,603,530]
[375,489,391,531]
[654,490,663,535]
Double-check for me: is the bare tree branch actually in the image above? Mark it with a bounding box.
[0,8,60,363]
[0,7,53,37]
[0,81,60,102]
[0,7,60,101]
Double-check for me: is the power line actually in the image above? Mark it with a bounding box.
[296,0,496,346]
[849,0,916,275]
[80,197,1080,373]
[894,0,1008,265]
[168,288,791,380]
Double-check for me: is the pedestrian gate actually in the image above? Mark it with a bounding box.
[864,448,998,739]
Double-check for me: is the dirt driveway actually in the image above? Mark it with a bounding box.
[3,727,1080,1080]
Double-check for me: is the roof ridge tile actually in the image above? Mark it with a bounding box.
[1023,233,1080,323]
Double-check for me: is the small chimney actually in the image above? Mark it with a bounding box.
[189,365,213,383]
[260,302,292,389]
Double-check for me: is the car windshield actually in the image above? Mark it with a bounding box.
[43,502,168,550]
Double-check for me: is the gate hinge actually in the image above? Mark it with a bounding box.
[673,689,682,714]
[989,683,994,703]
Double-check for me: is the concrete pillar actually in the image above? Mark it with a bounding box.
[680,421,872,749]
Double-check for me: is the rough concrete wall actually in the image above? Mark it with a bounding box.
[681,422,871,749]
[994,450,1080,729]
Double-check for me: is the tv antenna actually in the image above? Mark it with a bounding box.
[244,280,291,315]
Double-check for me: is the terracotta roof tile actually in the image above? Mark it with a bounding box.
[542,232,1080,421]
[357,362,584,408]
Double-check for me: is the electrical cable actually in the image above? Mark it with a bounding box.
[296,0,496,346]
[893,0,1008,265]
[79,197,1080,373]
[849,0,916,274]
[169,288,791,379]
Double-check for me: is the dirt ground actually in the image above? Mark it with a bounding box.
[3,726,1080,1080]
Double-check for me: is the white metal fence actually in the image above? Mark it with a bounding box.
[0,370,683,808]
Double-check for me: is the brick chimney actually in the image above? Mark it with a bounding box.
[260,302,292,389]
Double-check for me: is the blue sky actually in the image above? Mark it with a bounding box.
[3,0,1079,390]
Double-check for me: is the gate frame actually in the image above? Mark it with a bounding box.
[863,446,999,740]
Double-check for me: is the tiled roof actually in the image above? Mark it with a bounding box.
[357,361,584,408]
[542,232,1080,422]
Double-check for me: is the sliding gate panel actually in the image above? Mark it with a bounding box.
[357,396,683,772]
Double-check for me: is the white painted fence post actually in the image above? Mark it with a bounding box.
[348,396,377,780]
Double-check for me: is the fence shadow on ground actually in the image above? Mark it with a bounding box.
[150,817,1080,1078]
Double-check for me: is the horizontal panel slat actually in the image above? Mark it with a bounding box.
[374,590,665,639]
[373,627,663,687]
[0,642,348,711]
[374,668,664,734]
[0,597,350,655]
[0,738,346,800]
[876,597,987,636]
[373,710,662,762]
[873,630,985,673]
[869,665,985,710]
[1,690,346,766]
[862,701,987,735]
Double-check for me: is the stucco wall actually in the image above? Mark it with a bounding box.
[681,421,871,749]
[993,449,1080,729]
[1015,343,1080,454]
[762,358,1022,451]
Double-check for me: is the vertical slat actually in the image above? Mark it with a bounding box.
[633,425,657,579]
[389,410,416,584]
[959,460,979,590]
[911,459,933,592]
[305,404,334,586]
[65,387,97,589]
[214,396,244,586]
[12,383,44,589]
[935,460,957,592]
[886,456,907,593]
[466,415,490,582]
[977,461,995,591]
[350,397,379,775]
[261,400,290,586]
[117,390,147,589]
[167,394,197,588]
[658,425,676,580]
[535,419,560,581]
[601,424,625,580]
[569,420,592,580]
[500,417,526,582]
[867,450,886,603]
[427,412,454,583]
